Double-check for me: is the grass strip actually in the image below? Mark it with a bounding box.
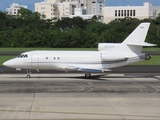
[131,56,160,65]
[0,56,16,66]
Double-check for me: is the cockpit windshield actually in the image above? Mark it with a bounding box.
[17,54,28,58]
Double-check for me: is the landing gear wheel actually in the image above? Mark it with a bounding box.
[26,75,31,78]
[26,69,31,78]
[85,73,91,79]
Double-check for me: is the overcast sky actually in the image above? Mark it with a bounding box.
[0,0,160,12]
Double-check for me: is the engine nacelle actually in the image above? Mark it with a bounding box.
[101,53,125,61]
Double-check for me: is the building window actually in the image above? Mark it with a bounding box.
[121,10,123,16]
[127,10,129,16]
[124,10,126,16]
[118,10,120,16]
[115,10,117,16]
[133,10,136,16]
[130,10,132,16]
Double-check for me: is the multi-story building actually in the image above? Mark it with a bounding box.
[35,0,60,19]
[103,2,160,24]
[35,0,104,19]
[6,3,27,15]
[78,0,104,15]
[57,0,77,17]
[87,0,104,15]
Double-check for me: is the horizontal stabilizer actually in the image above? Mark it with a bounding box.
[127,42,157,46]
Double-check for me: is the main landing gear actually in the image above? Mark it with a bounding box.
[26,69,31,78]
[85,72,91,79]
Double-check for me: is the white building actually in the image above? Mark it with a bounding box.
[61,8,94,20]
[35,0,60,19]
[87,0,104,15]
[35,0,104,19]
[6,3,27,15]
[57,0,77,17]
[79,0,104,15]
[103,2,160,24]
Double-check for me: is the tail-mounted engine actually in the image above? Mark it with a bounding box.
[101,53,125,61]
[145,54,151,60]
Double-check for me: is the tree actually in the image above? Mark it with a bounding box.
[17,8,44,20]
[0,11,7,19]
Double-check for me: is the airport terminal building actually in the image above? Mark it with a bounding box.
[102,2,160,24]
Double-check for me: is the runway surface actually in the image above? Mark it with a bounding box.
[0,72,160,120]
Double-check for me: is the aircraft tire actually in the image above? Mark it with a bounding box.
[85,73,91,79]
[26,75,31,78]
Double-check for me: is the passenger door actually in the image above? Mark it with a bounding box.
[31,54,39,69]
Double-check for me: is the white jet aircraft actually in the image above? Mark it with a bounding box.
[3,22,156,78]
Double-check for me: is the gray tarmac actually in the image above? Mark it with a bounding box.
[0,72,160,120]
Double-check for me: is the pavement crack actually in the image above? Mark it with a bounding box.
[28,75,39,119]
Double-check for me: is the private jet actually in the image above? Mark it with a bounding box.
[3,22,156,78]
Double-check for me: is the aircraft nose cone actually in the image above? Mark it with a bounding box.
[3,61,9,67]
[3,60,13,67]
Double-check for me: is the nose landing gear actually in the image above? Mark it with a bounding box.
[26,70,31,78]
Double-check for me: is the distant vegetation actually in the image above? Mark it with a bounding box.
[0,8,160,48]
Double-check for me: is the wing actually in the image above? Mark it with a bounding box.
[65,66,111,73]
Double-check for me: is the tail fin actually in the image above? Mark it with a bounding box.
[98,23,156,53]
[122,22,156,53]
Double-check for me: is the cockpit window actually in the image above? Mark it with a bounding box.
[21,54,24,58]
[17,54,28,58]
[17,54,21,58]
[24,55,28,58]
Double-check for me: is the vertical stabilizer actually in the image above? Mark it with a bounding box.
[122,23,156,53]
[122,23,150,44]
[98,23,156,53]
